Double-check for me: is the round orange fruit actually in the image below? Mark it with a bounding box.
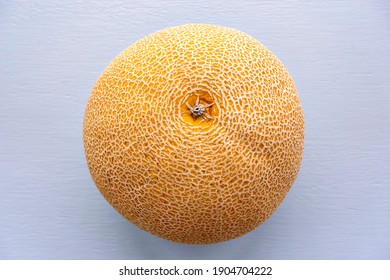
[83,24,304,244]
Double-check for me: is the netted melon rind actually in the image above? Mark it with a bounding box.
[83,24,304,244]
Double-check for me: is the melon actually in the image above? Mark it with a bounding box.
[83,24,304,244]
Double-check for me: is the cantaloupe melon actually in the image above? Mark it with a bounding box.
[83,24,304,244]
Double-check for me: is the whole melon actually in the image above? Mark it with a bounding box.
[83,24,304,244]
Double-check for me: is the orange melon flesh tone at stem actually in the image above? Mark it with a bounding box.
[83,24,304,244]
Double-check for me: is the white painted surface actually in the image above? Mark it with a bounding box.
[1,0,389,259]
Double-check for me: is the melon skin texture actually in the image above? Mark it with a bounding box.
[83,24,304,244]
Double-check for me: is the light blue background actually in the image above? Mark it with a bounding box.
[1,0,389,259]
